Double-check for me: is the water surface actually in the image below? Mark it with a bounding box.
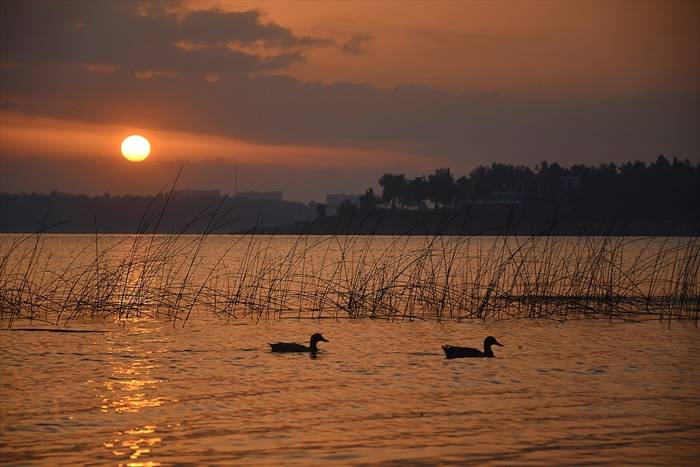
[2,317,699,465]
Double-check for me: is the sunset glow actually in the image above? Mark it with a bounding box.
[1,2,699,466]
[121,135,151,162]
[1,1,698,200]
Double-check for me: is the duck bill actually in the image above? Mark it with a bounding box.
[494,340,503,346]
[321,337,330,342]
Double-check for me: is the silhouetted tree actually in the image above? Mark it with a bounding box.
[428,168,455,208]
[379,173,406,209]
[404,177,428,209]
[535,161,566,202]
[359,188,379,213]
[470,163,533,199]
[454,175,474,206]
[468,165,492,197]
[336,199,357,219]
[315,203,327,220]
[357,159,698,222]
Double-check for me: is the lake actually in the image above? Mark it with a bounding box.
[1,234,699,465]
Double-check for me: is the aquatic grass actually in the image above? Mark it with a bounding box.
[0,203,698,327]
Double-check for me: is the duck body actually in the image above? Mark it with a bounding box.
[269,342,313,352]
[442,336,502,359]
[269,333,329,353]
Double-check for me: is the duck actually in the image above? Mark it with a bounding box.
[269,333,329,353]
[442,336,503,358]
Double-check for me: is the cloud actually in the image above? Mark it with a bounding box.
[1,1,698,171]
[83,64,119,74]
[2,62,699,168]
[178,8,331,48]
[341,35,374,55]
[0,0,330,73]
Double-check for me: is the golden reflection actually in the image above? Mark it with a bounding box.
[104,424,163,466]
[96,341,174,465]
[99,358,175,413]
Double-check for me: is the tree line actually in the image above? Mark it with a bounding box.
[336,155,698,218]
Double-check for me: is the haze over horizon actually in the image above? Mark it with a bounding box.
[1,0,699,201]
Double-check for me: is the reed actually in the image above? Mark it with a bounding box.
[0,204,698,327]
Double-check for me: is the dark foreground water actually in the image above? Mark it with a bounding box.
[1,317,699,466]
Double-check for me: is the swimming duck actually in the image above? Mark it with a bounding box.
[269,333,329,353]
[442,336,503,358]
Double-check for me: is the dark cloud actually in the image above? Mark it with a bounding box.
[179,8,331,48]
[0,0,330,73]
[341,35,374,55]
[1,1,698,171]
[2,63,698,167]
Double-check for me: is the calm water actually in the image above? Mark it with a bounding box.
[1,235,699,465]
[1,317,699,465]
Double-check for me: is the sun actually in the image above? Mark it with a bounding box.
[121,135,151,162]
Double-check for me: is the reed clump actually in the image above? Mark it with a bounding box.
[0,207,698,327]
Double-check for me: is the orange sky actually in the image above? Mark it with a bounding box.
[0,111,448,170]
[213,0,700,96]
[1,0,698,200]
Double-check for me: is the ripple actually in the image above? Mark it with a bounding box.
[2,318,699,465]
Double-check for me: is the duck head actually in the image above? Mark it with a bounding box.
[484,336,503,349]
[310,333,329,345]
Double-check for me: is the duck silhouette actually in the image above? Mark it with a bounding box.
[269,333,329,353]
[442,336,503,358]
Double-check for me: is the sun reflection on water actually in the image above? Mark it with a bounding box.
[3,309,698,465]
[103,424,163,466]
[99,358,176,413]
[96,323,176,465]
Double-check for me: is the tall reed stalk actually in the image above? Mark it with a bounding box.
[1,203,698,326]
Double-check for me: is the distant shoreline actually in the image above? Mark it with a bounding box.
[3,210,695,237]
[1,192,696,237]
